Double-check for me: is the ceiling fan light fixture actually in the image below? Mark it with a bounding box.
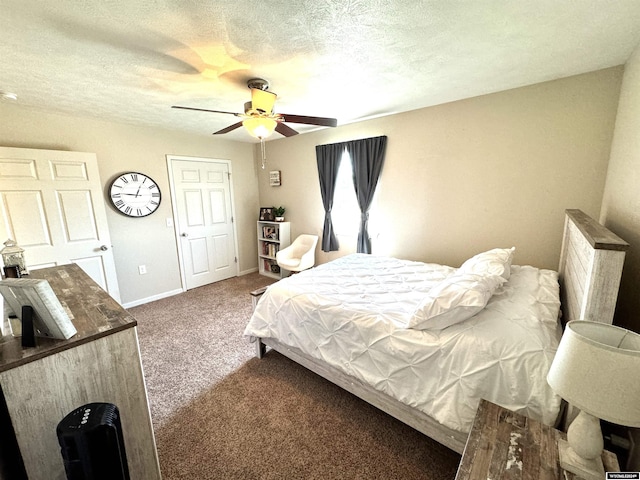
[243,117,277,139]
[173,77,337,144]
[251,87,277,114]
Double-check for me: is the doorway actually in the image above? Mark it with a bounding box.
[167,156,238,290]
[0,147,121,302]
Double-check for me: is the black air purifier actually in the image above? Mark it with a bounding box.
[56,402,130,480]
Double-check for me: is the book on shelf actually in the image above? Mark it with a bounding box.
[262,259,280,274]
[261,242,280,257]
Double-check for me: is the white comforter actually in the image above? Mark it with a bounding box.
[244,254,562,434]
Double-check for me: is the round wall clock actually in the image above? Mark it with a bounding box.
[109,172,161,217]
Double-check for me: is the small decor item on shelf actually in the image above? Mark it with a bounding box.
[1,238,28,276]
[262,226,278,240]
[273,206,286,222]
[259,207,274,221]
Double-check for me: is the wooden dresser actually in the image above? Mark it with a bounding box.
[0,264,161,479]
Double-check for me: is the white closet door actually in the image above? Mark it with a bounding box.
[168,156,237,290]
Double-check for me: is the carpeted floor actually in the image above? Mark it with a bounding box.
[130,273,461,479]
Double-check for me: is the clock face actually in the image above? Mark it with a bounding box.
[109,172,161,217]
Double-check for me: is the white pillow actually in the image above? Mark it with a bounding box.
[458,247,515,280]
[408,272,505,331]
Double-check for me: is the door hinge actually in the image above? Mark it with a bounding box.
[234,257,238,263]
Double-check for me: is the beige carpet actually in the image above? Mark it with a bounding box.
[130,273,461,479]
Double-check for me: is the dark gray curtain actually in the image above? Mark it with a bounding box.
[315,143,343,252]
[345,135,387,254]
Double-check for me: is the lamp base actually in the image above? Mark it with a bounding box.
[557,438,605,480]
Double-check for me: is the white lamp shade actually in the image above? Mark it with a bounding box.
[243,117,277,139]
[547,320,640,427]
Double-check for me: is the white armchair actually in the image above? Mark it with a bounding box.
[276,234,319,274]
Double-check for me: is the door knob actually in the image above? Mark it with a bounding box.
[100,245,109,251]
[181,233,189,237]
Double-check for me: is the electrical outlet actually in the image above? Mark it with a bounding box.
[138,265,147,275]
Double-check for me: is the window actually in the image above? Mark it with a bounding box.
[332,150,379,238]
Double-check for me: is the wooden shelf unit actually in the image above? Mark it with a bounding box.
[257,221,290,279]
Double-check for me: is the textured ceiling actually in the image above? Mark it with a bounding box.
[2,1,640,142]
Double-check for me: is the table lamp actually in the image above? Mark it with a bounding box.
[547,320,640,480]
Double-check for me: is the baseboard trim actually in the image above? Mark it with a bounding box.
[122,288,184,309]
[122,269,260,308]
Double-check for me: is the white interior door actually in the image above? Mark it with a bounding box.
[168,156,237,290]
[0,147,121,302]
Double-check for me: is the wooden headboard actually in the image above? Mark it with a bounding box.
[558,209,629,325]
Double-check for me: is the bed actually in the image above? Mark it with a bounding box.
[244,209,628,453]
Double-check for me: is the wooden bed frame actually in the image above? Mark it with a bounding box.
[252,209,628,454]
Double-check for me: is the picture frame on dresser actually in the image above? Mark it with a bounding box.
[0,278,77,340]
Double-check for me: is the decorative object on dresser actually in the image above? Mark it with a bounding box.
[109,172,161,217]
[455,399,619,479]
[245,209,629,454]
[547,321,640,480]
[257,221,290,279]
[1,239,27,277]
[0,278,76,340]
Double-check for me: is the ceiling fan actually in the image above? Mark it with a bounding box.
[172,78,338,140]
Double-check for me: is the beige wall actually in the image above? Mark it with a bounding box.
[601,43,640,332]
[259,67,623,271]
[0,103,260,306]
[0,66,624,307]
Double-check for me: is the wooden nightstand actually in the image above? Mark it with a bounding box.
[455,399,620,479]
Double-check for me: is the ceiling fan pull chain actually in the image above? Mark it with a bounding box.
[260,138,267,169]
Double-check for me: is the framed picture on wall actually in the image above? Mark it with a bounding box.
[269,170,281,186]
[259,207,274,221]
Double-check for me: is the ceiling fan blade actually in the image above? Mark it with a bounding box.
[278,113,337,127]
[275,122,299,137]
[172,105,241,116]
[213,122,244,135]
